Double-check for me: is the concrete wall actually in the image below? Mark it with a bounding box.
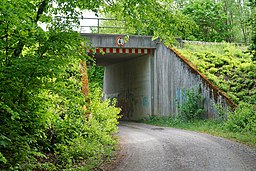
[81,33,157,48]
[153,43,236,118]
[103,54,152,120]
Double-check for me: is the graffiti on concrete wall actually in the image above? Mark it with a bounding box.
[117,90,138,119]
[143,96,149,107]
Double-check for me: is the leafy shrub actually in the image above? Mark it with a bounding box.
[54,88,120,169]
[177,88,205,121]
[88,65,104,91]
[0,0,121,170]
[225,103,256,133]
[0,33,120,170]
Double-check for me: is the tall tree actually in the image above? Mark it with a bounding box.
[102,0,196,44]
[182,0,230,42]
[221,0,252,43]
[249,0,256,61]
[236,0,252,43]
[174,0,252,43]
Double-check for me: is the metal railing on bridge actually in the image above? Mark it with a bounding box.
[79,17,126,34]
[54,16,126,34]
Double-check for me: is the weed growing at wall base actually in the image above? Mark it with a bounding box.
[144,88,256,147]
[177,88,205,121]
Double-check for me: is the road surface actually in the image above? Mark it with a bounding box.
[112,122,256,171]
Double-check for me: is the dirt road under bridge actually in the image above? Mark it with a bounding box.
[111,122,256,171]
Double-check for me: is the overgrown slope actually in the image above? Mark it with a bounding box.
[177,43,256,105]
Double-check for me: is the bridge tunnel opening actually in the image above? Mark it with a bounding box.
[83,34,236,120]
[92,49,154,121]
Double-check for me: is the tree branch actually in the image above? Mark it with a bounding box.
[11,0,49,59]
[11,41,24,59]
[17,44,49,105]
[36,0,48,22]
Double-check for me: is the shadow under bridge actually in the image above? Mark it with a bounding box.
[82,34,157,120]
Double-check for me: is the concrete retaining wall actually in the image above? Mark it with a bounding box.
[152,43,236,118]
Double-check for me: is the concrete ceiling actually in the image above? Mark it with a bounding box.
[91,53,149,66]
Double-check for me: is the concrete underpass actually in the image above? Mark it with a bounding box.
[91,42,154,120]
[82,33,235,121]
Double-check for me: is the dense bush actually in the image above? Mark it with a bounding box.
[0,0,120,169]
[53,89,120,170]
[88,65,104,91]
[0,57,120,170]
[249,0,256,61]
[177,88,205,121]
[182,0,229,42]
[225,103,256,133]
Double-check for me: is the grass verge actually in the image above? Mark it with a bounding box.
[143,116,256,148]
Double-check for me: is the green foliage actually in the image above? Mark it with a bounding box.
[182,0,230,42]
[177,43,256,138]
[225,103,256,132]
[88,64,104,91]
[179,0,252,43]
[0,0,121,170]
[101,0,253,44]
[213,103,229,121]
[249,0,256,61]
[102,0,196,44]
[97,0,253,45]
[0,31,86,169]
[53,89,120,169]
[143,116,256,147]
[177,88,205,121]
[178,43,255,105]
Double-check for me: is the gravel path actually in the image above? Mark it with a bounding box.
[113,122,256,171]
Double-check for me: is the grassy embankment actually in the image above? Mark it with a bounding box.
[144,43,256,147]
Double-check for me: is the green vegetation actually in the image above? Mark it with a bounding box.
[249,0,256,60]
[144,116,256,147]
[226,103,256,133]
[144,85,255,147]
[182,0,230,42]
[179,43,256,138]
[178,43,255,105]
[88,65,104,91]
[177,88,205,121]
[180,0,253,43]
[0,0,121,170]
[102,0,196,43]
[174,43,256,144]
[102,0,255,45]
[1,0,255,169]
